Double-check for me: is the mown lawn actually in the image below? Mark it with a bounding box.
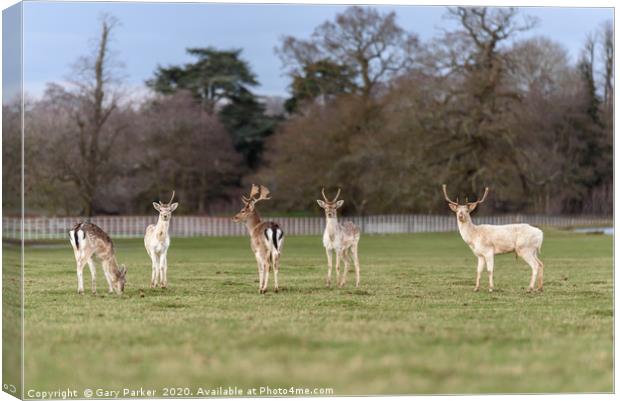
[18,229,612,396]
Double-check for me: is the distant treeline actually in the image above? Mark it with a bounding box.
[2,7,613,217]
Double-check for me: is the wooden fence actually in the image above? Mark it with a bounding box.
[2,215,612,241]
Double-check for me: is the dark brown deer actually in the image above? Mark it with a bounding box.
[69,222,127,295]
[232,185,284,294]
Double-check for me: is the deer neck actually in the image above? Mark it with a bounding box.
[103,257,122,281]
[456,215,477,243]
[325,215,339,237]
[155,216,170,239]
[246,210,262,235]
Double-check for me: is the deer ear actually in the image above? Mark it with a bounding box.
[335,200,344,208]
[153,202,161,212]
[467,203,478,212]
[169,202,179,212]
[119,265,127,277]
[317,200,326,208]
[448,203,459,212]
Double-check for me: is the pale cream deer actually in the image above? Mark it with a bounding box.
[442,184,544,292]
[232,184,284,294]
[317,188,361,288]
[69,222,127,295]
[144,191,178,288]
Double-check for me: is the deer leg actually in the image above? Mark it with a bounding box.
[352,244,361,288]
[273,254,280,293]
[160,253,168,289]
[325,248,333,287]
[100,261,114,293]
[339,249,349,288]
[484,254,495,292]
[536,254,544,292]
[149,252,159,288]
[256,254,266,294]
[76,257,86,295]
[523,251,539,292]
[255,257,263,292]
[474,256,485,292]
[334,251,341,285]
[262,260,270,294]
[86,258,97,294]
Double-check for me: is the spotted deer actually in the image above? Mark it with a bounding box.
[144,191,178,288]
[69,222,127,295]
[232,184,284,294]
[442,184,544,292]
[317,188,361,288]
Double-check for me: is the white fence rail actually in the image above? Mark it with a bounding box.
[2,215,612,241]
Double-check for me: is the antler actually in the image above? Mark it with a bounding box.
[321,187,341,203]
[442,184,459,205]
[256,185,271,202]
[168,190,176,205]
[243,184,271,204]
[467,187,489,206]
[249,184,260,199]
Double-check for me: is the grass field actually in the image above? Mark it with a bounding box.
[16,229,613,396]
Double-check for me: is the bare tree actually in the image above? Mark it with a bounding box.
[44,14,127,216]
[277,6,419,99]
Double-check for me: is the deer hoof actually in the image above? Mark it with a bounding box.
[473,287,479,292]
[78,289,84,295]
[489,288,494,293]
[274,287,279,293]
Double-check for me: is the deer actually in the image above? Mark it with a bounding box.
[442,184,544,293]
[69,222,127,295]
[232,184,284,294]
[317,188,361,288]
[144,191,178,289]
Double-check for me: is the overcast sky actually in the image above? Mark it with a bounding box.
[20,2,613,99]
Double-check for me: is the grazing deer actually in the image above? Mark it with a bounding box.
[317,188,361,288]
[232,184,284,294]
[442,184,544,292]
[144,191,178,289]
[69,222,127,295]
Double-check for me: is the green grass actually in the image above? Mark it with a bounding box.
[17,229,612,396]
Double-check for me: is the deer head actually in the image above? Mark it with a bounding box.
[232,184,271,222]
[317,187,344,218]
[114,264,127,294]
[152,190,179,222]
[442,184,489,223]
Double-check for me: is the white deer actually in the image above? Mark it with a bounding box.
[144,191,178,288]
[442,184,544,292]
[69,222,127,295]
[317,188,361,288]
[232,184,284,294]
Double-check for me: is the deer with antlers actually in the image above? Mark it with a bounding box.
[442,184,544,292]
[144,191,179,289]
[317,188,361,288]
[232,184,284,294]
[69,222,127,295]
